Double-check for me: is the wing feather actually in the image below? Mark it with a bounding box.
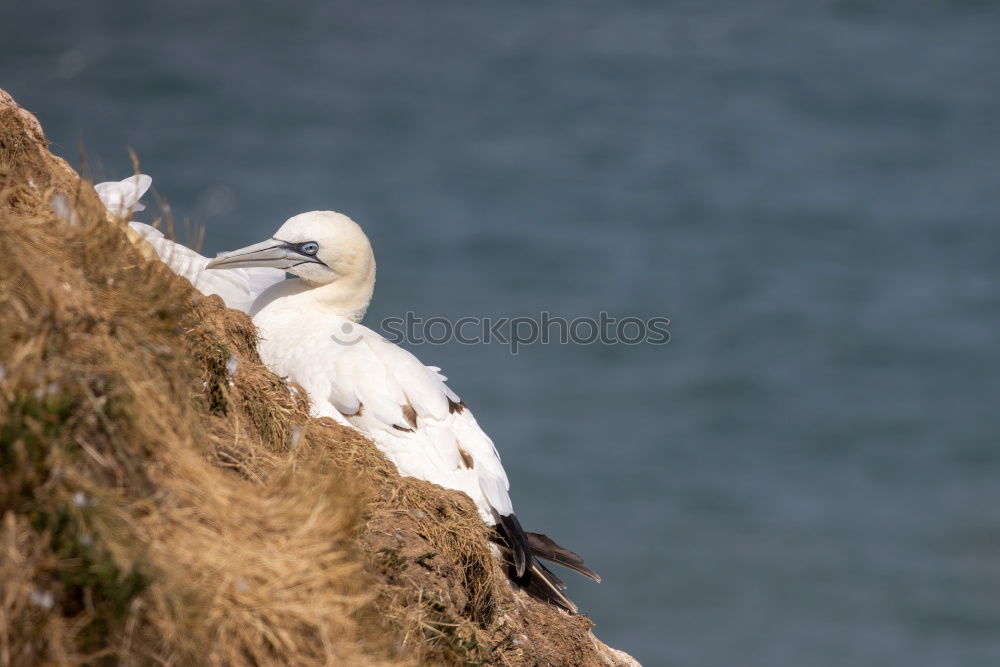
[128,222,285,313]
[326,324,514,523]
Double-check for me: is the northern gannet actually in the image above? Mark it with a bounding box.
[206,211,599,611]
[92,178,598,610]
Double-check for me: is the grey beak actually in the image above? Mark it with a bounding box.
[207,239,310,271]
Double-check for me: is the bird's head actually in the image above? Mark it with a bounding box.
[207,210,377,320]
[207,210,375,288]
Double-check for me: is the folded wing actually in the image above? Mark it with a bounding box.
[128,222,285,313]
[320,324,516,523]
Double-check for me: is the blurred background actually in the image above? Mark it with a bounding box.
[3,1,999,664]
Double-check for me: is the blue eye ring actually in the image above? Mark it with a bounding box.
[300,242,319,256]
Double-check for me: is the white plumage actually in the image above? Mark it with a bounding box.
[94,174,151,218]
[248,277,514,521]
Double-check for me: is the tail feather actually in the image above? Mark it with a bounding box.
[536,559,567,590]
[492,525,600,613]
[497,513,531,578]
[496,545,577,613]
[525,532,602,583]
[522,560,577,613]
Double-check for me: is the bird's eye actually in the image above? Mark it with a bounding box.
[300,242,319,255]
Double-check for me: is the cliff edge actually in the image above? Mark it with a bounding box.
[0,89,638,666]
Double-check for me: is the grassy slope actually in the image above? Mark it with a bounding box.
[0,89,635,667]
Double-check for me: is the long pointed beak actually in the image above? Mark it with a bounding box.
[207,239,302,270]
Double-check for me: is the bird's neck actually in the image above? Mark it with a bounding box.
[252,263,375,323]
[310,266,375,322]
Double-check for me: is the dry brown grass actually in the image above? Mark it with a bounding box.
[0,89,636,667]
[0,89,406,666]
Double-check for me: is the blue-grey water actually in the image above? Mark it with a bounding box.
[4,2,999,664]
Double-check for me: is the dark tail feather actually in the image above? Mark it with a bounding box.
[497,513,531,578]
[525,532,602,583]
[522,560,577,613]
[496,544,577,613]
[491,526,600,613]
[536,559,566,590]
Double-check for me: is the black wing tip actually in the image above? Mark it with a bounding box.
[492,523,600,613]
[498,513,531,578]
[525,531,601,583]
[525,561,578,613]
[496,545,578,613]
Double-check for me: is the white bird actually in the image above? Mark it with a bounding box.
[208,212,600,611]
[94,179,599,610]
